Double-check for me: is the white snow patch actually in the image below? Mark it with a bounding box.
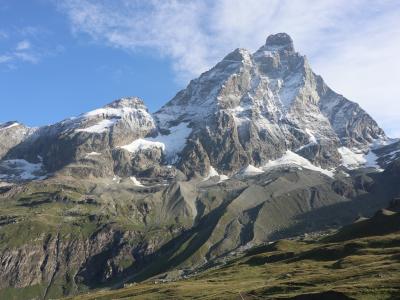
[156,123,191,160]
[121,139,165,153]
[278,72,303,108]
[203,166,230,182]
[305,128,317,144]
[208,166,219,177]
[0,122,19,130]
[262,150,334,177]
[338,147,382,170]
[364,150,382,170]
[121,122,191,162]
[203,166,220,181]
[86,152,101,156]
[76,119,117,133]
[130,176,144,186]
[241,164,264,176]
[338,147,366,168]
[218,174,230,182]
[0,159,46,180]
[85,152,101,159]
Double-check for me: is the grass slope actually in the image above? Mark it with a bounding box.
[65,212,400,300]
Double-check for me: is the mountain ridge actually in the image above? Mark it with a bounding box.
[0,33,391,183]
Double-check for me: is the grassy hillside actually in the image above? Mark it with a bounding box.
[65,211,400,300]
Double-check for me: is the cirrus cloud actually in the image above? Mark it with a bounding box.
[16,40,31,51]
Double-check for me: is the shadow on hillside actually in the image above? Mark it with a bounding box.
[113,188,247,286]
[268,170,399,241]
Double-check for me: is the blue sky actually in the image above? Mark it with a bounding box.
[1,0,400,137]
[0,0,180,125]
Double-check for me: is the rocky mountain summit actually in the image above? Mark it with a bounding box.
[155,33,387,175]
[0,33,399,299]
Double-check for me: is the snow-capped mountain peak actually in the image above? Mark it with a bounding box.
[154,33,387,176]
[74,96,156,136]
[0,33,393,183]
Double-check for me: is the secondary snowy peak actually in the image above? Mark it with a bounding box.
[83,97,148,118]
[105,97,145,109]
[0,96,161,181]
[75,97,156,136]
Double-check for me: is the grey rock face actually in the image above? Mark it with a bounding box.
[154,33,386,176]
[0,226,156,294]
[265,32,294,51]
[373,140,400,167]
[317,79,386,147]
[113,146,179,179]
[0,122,36,160]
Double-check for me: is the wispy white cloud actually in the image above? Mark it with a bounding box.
[14,52,39,64]
[16,40,31,51]
[0,47,39,66]
[58,0,212,81]
[0,27,55,68]
[58,0,400,136]
[0,55,12,63]
[13,39,39,63]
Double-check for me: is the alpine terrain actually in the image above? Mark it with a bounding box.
[0,33,399,299]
